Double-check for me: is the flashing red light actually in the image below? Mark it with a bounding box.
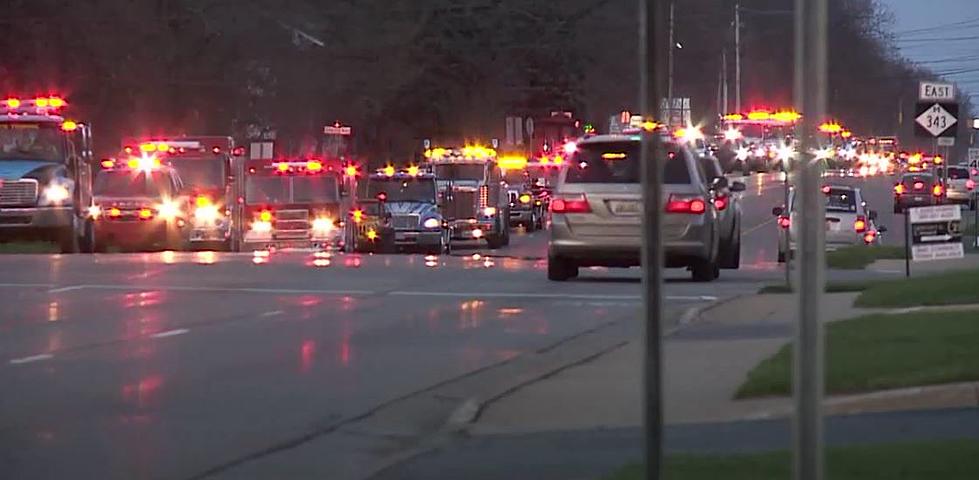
[108,207,122,218]
[863,231,877,244]
[376,192,388,202]
[933,184,944,197]
[212,146,222,154]
[894,184,906,195]
[778,216,791,229]
[551,195,591,213]
[277,163,290,173]
[351,209,364,223]
[232,146,246,157]
[100,159,115,169]
[968,179,976,191]
[124,146,133,154]
[138,208,154,220]
[34,97,49,108]
[854,216,867,233]
[714,195,729,211]
[666,195,706,214]
[821,185,832,194]
[61,120,78,132]
[344,165,359,177]
[4,98,20,108]
[306,160,323,172]
[48,97,65,108]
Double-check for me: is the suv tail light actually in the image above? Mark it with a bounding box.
[778,215,791,229]
[714,194,729,211]
[968,179,976,191]
[854,215,867,233]
[894,184,905,195]
[863,230,877,244]
[666,195,707,214]
[932,184,944,197]
[550,195,591,213]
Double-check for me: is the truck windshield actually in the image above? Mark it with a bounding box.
[0,122,67,162]
[434,164,484,180]
[246,175,339,204]
[367,178,437,203]
[169,158,226,190]
[94,171,172,197]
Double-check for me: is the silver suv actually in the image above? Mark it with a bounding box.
[548,135,721,282]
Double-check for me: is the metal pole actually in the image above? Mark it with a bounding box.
[722,48,729,114]
[640,0,666,478]
[667,0,675,125]
[794,0,827,479]
[905,212,912,276]
[734,2,742,113]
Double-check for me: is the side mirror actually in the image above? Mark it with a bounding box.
[730,181,746,192]
[868,210,878,221]
[712,176,730,189]
[772,206,784,216]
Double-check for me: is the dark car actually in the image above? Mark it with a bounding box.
[893,173,944,213]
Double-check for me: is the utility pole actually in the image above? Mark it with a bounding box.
[639,0,666,478]
[667,0,676,124]
[793,0,828,479]
[722,48,729,114]
[734,2,742,112]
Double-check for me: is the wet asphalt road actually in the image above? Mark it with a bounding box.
[0,172,913,480]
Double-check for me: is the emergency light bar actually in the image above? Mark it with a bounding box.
[3,96,68,115]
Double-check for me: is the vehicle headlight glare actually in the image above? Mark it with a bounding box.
[312,217,334,233]
[251,220,272,233]
[157,201,180,219]
[194,205,220,222]
[483,207,497,216]
[423,217,441,229]
[43,184,71,204]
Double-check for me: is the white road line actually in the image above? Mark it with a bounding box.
[389,290,642,300]
[0,283,55,289]
[9,354,54,365]
[742,217,776,236]
[48,285,86,293]
[261,310,285,317]
[48,284,372,296]
[150,328,190,339]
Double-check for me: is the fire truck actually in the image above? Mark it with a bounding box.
[363,167,448,253]
[87,153,188,252]
[0,96,95,252]
[720,109,800,172]
[426,145,510,248]
[240,157,356,251]
[121,136,245,250]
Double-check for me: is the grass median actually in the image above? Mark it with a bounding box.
[825,245,906,270]
[605,440,979,480]
[855,268,979,308]
[736,310,979,398]
[0,242,58,254]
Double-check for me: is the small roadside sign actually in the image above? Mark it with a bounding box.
[919,81,955,102]
[909,205,963,262]
[968,148,979,167]
[324,125,352,136]
[938,137,955,147]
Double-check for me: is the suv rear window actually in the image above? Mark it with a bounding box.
[825,188,857,213]
[565,141,691,184]
[946,167,970,180]
[902,174,934,187]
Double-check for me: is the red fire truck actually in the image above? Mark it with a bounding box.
[240,157,357,251]
[121,136,245,250]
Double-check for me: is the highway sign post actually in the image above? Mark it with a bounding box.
[908,205,964,263]
[914,102,958,138]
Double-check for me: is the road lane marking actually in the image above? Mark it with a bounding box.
[48,285,86,293]
[389,291,717,302]
[42,284,372,296]
[742,217,776,236]
[150,328,190,339]
[9,354,53,365]
[262,310,285,317]
[0,283,55,289]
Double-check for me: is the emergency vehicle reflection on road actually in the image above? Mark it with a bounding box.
[240,158,355,252]
[86,154,188,252]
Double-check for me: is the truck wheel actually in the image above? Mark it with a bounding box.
[547,255,578,281]
[691,258,719,282]
[501,221,511,246]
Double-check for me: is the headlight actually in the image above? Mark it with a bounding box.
[482,207,497,216]
[194,205,220,222]
[41,183,71,205]
[312,217,334,233]
[251,220,272,233]
[423,217,441,229]
[519,194,532,204]
[157,201,180,220]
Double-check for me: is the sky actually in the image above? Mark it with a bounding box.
[883,0,979,101]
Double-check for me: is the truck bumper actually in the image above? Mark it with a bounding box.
[394,230,442,246]
[0,207,75,241]
[450,220,496,240]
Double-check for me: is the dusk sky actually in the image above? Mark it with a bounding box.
[884,0,979,100]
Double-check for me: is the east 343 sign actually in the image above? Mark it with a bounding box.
[915,102,958,138]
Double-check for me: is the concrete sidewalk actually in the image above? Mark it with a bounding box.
[472,292,978,434]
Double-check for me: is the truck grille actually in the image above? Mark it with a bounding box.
[273,209,309,239]
[443,189,476,220]
[0,180,38,206]
[391,214,419,230]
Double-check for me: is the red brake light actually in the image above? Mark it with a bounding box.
[714,195,729,211]
[863,231,877,244]
[666,195,707,214]
[551,195,591,213]
[778,216,791,229]
[968,179,976,191]
[933,184,944,196]
[913,181,925,191]
[854,215,867,233]
[894,184,905,195]
[821,185,831,194]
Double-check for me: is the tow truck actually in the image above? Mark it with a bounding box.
[240,157,356,251]
[363,166,448,253]
[0,96,95,252]
[87,154,188,252]
[425,145,510,249]
[122,136,245,250]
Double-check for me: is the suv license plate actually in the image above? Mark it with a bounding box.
[609,201,641,215]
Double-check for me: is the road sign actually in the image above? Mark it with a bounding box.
[915,102,958,138]
[938,137,955,147]
[968,148,979,167]
[909,205,963,262]
[324,125,352,135]
[919,81,955,101]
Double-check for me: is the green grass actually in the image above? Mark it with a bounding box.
[0,242,58,253]
[825,245,907,270]
[758,281,870,294]
[736,310,979,398]
[605,440,979,480]
[856,268,979,308]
